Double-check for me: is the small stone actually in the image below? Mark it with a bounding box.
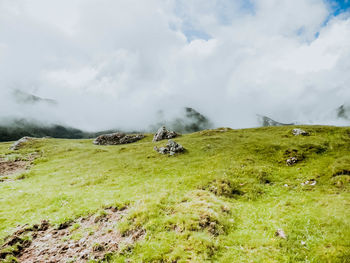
[154,140,184,156]
[286,157,298,166]
[309,180,317,186]
[39,220,50,231]
[275,229,287,239]
[302,179,316,186]
[292,128,309,136]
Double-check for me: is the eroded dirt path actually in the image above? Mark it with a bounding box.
[1,208,144,262]
[0,159,28,177]
[0,153,39,182]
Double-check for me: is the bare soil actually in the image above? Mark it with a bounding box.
[0,159,29,177]
[0,208,144,262]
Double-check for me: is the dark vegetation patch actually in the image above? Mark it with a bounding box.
[331,157,350,177]
[170,190,232,236]
[299,143,328,155]
[203,178,243,198]
[280,142,328,166]
[329,157,350,189]
[283,148,304,160]
[0,208,144,262]
[203,170,270,200]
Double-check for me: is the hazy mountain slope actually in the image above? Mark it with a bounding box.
[12,90,57,105]
[0,126,349,262]
[0,107,212,142]
[0,119,123,142]
[150,107,213,133]
[257,114,295,127]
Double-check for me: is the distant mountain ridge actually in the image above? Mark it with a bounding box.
[0,119,120,142]
[0,107,213,142]
[12,90,57,105]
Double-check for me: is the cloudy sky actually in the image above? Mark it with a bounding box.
[0,0,349,131]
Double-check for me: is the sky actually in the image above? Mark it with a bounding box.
[0,0,350,131]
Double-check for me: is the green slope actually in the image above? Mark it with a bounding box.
[0,126,349,262]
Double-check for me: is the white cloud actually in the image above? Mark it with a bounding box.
[0,0,349,130]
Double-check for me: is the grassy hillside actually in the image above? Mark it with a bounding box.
[0,126,349,262]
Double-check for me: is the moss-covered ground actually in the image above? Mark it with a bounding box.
[0,126,349,262]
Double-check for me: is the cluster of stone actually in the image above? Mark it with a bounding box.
[286,156,298,166]
[154,140,184,156]
[92,126,184,156]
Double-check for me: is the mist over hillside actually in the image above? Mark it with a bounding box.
[1,0,350,131]
[0,107,215,141]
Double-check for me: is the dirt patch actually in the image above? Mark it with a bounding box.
[0,159,29,178]
[0,154,38,181]
[0,208,145,262]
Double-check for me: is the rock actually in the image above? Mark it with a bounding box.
[39,220,50,231]
[275,229,287,239]
[301,179,317,186]
[57,220,73,230]
[93,133,144,145]
[152,126,178,142]
[10,137,35,150]
[154,140,184,155]
[286,157,298,166]
[292,128,309,136]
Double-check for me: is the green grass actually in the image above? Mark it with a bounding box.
[0,126,349,262]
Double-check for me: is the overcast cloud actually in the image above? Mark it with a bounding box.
[0,0,349,131]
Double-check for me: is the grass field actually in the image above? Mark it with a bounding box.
[0,126,349,262]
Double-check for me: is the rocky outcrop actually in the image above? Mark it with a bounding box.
[154,140,184,156]
[152,126,178,142]
[93,133,144,145]
[10,137,35,150]
[292,128,309,136]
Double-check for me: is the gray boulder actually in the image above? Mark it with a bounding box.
[10,137,35,150]
[154,140,184,156]
[153,126,178,142]
[292,128,309,136]
[93,133,144,145]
